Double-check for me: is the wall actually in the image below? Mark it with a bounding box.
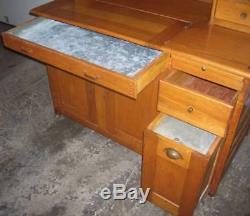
[0,0,52,25]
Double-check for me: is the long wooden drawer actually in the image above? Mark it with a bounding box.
[215,0,250,27]
[171,53,243,91]
[158,71,237,137]
[2,18,169,99]
[142,114,222,216]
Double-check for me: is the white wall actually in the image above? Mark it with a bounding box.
[0,0,52,25]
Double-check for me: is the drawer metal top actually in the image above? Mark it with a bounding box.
[153,115,217,155]
[9,18,162,77]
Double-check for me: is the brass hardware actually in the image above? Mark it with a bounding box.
[20,47,33,54]
[84,73,99,80]
[174,137,181,143]
[201,66,207,72]
[184,23,192,29]
[165,148,183,160]
[240,12,247,20]
[187,106,194,113]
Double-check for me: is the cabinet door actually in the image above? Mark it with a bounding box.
[48,66,97,126]
[47,66,166,153]
[48,66,118,134]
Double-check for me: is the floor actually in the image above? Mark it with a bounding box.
[0,22,249,216]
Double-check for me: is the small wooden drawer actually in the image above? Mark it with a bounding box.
[158,70,238,137]
[171,53,243,91]
[215,0,250,27]
[142,114,222,216]
[2,18,169,99]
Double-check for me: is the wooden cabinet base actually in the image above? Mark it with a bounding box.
[142,114,221,216]
[47,66,168,153]
[149,192,179,216]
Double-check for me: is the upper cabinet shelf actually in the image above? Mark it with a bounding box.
[211,0,250,34]
[29,0,193,49]
[96,0,212,23]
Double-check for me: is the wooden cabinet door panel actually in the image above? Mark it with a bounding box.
[48,66,97,125]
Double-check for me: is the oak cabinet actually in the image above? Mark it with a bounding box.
[142,114,221,216]
[2,0,250,214]
[142,64,240,216]
[47,65,168,153]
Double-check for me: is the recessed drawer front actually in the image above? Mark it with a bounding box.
[2,18,168,99]
[215,0,250,27]
[158,80,234,137]
[171,54,243,91]
[157,137,191,169]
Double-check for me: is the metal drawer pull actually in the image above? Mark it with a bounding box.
[201,66,207,72]
[84,73,100,80]
[174,137,181,143]
[165,148,183,160]
[240,12,247,20]
[20,47,33,54]
[187,106,194,113]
